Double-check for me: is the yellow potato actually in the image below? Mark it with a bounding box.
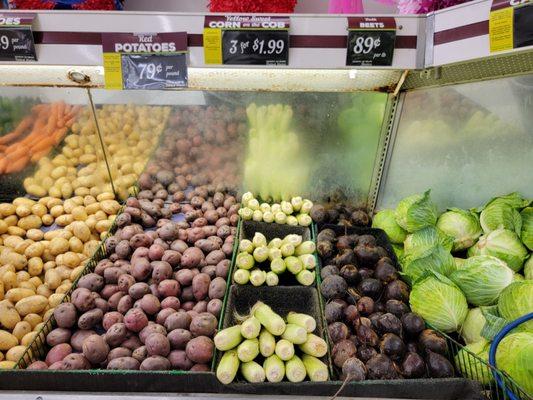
[0,203,16,217]
[33,322,44,332]
[55,282,72,294]
[6,346,26,362]
[24,242,44,258]
[96,192,115,202]
[21,331,38,346]
[15,295,48,316]
[12,322,31,341]
[54,266,72,280]
[41,249,54,263]
[30,203,47,217]
[85,216,97,230]
[2,236,22,248]
[0,302,21,329]
[68,236,84,253]
[83,196,97,206]
[43,261,56,271]
[46,198,63,209]
[28,277,42,288]
[0,265,15,279]
[7,226,25,237]
[95,220,112,234]
[44,229,72,241]
[70,266,85,281]
[17,215,42,231]
[13,198,35,207]
[0,361,16,369]
[50,205,64,218]
[75,187,90,197]
[19,281,35,291]
[60,252,80,269]
[0,220,7,234]
[5,288,34,303]
[25,229,44,241]
[48,293,65,308]
[16,271,30,283]
[15,205,31,218]
[61,183,73,199]
[0,252,27,271]
[83,240,100,256]
[41,214,54,226]
[2,271,17,291]
[36,284,52,298]
[70,221,91,242]
[71,206,88,221]
[49,237,69,256]
[55,214,73,227]
[27,258,44,277]
[0,281,3,301]
[14,240,32,255]
[44,270,61,290]
[50,165,67,179]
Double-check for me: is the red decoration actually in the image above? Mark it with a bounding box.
[72,0,118,9]
[9,0,55,9]
[208,0,297,13]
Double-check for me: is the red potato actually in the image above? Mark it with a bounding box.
[170,240,188,254]
[104,267,125,284]
[167,328,192,350]
[192,217,208,228]
[129,282,151,300]
[124,308,149,332]
[140,294,161,315]
[53,303,77,328]
[169,350,193,370]
[121,335,143,351]
[202,226,218,237]
[158,279,180,298]
[108,291,125,310]
[83,334,109,365]
[156,308,177,325]
[46,343,72,366]
[208,277,226,300]
[153,238,169,250]
[207,299,222,318]
[140,324,167,343]
[216,260,230,278]
[185,336,214,364]
[164,311,191,331]
[140,355,171,371]
[105,323,128,347]
[118,274,136,292]
[102,312,124,330]
[161,296,180,311]
[222,242,234,256]
[162,250,181,268]
[203,210,219,225]
[71,330,96,352]
[175,269,193,286]
[181,247,204,268]
[131,247,149,261]
[205,250,225,265]
[180,287,194,302]
[77,273,105,292]
[190,313,217,337]
[131,258,152,281]
[158,222,180,241]
[151,261,173,284]
[107,357,140,370]
[215,218,230,228]
[192,273,210,301]
[201,265,216,279]
[71,288,95,312]
[130,233,153,249]
[95,298,110,313]
[117,295,134,315]
[132,346,148,362]
[216,226,231,240]
[115,240,132,259]
[191,364,210,372]
[107,347,132,361]
[46,328,72,346]
[95,260,113,276]
[61,353,91,370]
[27,361,48,370]
[192,301,207,313]
[145,333,170,357]
[101,284,120,300]
[181,301,195,311]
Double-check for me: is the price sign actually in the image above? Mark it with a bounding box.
[490,0,532,52]
[0,14,36,62]
[102,32,188,90]
[346,17,396,67]
[204,16,289,65]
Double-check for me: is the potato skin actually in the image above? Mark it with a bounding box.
[207,299,222,318]
[46,328,72,346]
[181,247,204,268]
[53,303,77,328]
[132,346,148,362]
[169,349,193,370]
[107,347,132,361]
[61,353,91,370]
[192,273,210,301]
[164,311,191,331]
[185,336,214,364]
[102,311,124,331]
[77,273,105,292]
[71,288,95,312]
[70,330,96,352]
[82,334,109,364]
[145,333,170,357]
[151,261,172,284]
[140,355,171,371]
[156,308,177,325]
[167,328,192,350]
[129,282,151,300]
[189,313,217,338]
[107,356,140,370]
[124,308,148,332]
[160,296,180,311]
[139,324,167,344]
[46,343,72,366]
[105,323,128,347]
[158,279,180,298]
[208,277,226,300]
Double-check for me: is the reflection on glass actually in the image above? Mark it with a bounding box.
[379,75,533,211]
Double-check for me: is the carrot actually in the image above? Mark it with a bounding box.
[5,143,30,160]
[0,157,7,174]
[53,127,68,144]
[30,148,51,163]
[30,136,55,154]
[4,154,29,174]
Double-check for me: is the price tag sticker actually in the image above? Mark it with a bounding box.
[0,14,36,62]
[102,32,188,90]
[204,16,289,65]
[490,0,532,52]
[346,17,396,67]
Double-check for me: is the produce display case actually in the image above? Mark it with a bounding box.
[0,1,531,400]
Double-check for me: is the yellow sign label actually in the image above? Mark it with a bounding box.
[203,28,222,64]
[489,7,514,52]
[103,52,123,90]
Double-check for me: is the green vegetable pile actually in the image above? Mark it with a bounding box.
[215,302,328,383]
[234,232,316,287]
[238,192,313,226]
[0,97,38,136]
[373,191,532,394]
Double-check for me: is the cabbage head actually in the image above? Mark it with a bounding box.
[437,208,482,251]
[401,245,455,284]
[454,339,493,385]
[450,256,514,306]
[513,273,525,282]
[454,257,466,268]
[460,308,487,344]
[467,228,528,272]
[521,207,533,251]
[372,209,407,244]
[478,192,528,235]
[391,244,404,260]
[496,332,533,396]
[410,273,468,333]
[525,256,533,280]
[394,190,438,233]
[404,226,454,256]
[497,281,533,331]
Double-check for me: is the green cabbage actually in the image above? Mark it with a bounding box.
[409,273,468,333]
[496,332,533,396]
[521,207,533,251]
[454,339,493,385]
[525,256,533,280]
[497,281,533,331]
[394,190,438,233]
[478,193,528,236]
[372,209,407,244]
[467,228,528,272]
[391,243,404,260]
[404,226,454,256]
[436,208,482,251]
[460,308,487,344]
[513,273,525,282]
[454,257,467,268]
[450,256,514,306]
[478,192,530,210]
[401,245,455,284]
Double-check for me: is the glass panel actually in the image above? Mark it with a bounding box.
[0,86,105,201]
[378,75,533,210]
[89,90,389,206]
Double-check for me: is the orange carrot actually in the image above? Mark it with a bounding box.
[30,136,55,154]
[30,148,51,163]
[53,127,68,144]
[4,155,29,174]
[0,157,7,174]
[5,143,30,160]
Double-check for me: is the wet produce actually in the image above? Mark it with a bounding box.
[233,232,316,286]
[215,302,328,383]
[311,202,372,228]
[317,225,454,380]
[238,193,313,227]
[26,187,239,371]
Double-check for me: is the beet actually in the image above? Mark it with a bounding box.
[357,296,375,316]
[317,241,334,259]
[340,264,359,284]
[358,268,374,280]
[402,352,426,378]
[332,339,357,368]
[354,244,381,267]
[426,351,454,378]
[343,305,359,323]
[357,345,378,363]
[341,357,367,381]
[357,235,376,246]
[350,210,370,226]
[334,249,357,267]
[345,288,361,305]
[418,329,447,355]
[401,313,425,336]
[310,205,327,224]
[385,300,409,317]
[376,313,403,337]
[328,322,350,343]
[357,278,382,300]
[320,275,348,300]
[380,333,406,361]
[374,261,398,283]
[384,280,410,303]
[356,324,379,347]
[325,301,344,323]
[366,354,400,379]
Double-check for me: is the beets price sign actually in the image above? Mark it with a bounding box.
[0,14,36,62]
[346,17,396,67]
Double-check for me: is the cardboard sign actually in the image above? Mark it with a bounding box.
[346,17,396,67]
[0,13,36,61]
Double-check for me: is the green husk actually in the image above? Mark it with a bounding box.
[216,349,240,384]
[270,258,286,274]
[252,232,267,248]
[281,324,308,344]
[298,254,316,270]
[268,247,283,261]
[285,355,306,382]
[297,214,312,226]
[253,246,269,263]
[296,270,315,286]
[253,301,286,335]
[265,271,279,286]
[285,256,303,274]
[275,339,295,361]
[287,312,316,333]
[280,242,295,257]
[214,325,243,351]
[250,269,267,287]
[259,329,276,357]
[241,316,261,339]
[263,354,285,383]
[302,354,329,381]
[299,333,327,357]
[294,241,316,256]
[236,252,255,270]
[237,338,260,362]
[252,210,263,222]
[268,238,283,248]
[241,360,266,383]
[239,239,254,253]
[233,268,250,285]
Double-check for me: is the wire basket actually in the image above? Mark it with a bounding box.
[436,329,530,400]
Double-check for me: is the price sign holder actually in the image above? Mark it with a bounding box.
[490,0,532,52]
[346,17,396,67]
[203,16,289,65]
[102,32,188,90]
[0,13,37,62]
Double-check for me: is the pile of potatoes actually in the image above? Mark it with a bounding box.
[140,105,247,197]
[24,105,170,201]
[26,187,240,371]
[0,194,121,368]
